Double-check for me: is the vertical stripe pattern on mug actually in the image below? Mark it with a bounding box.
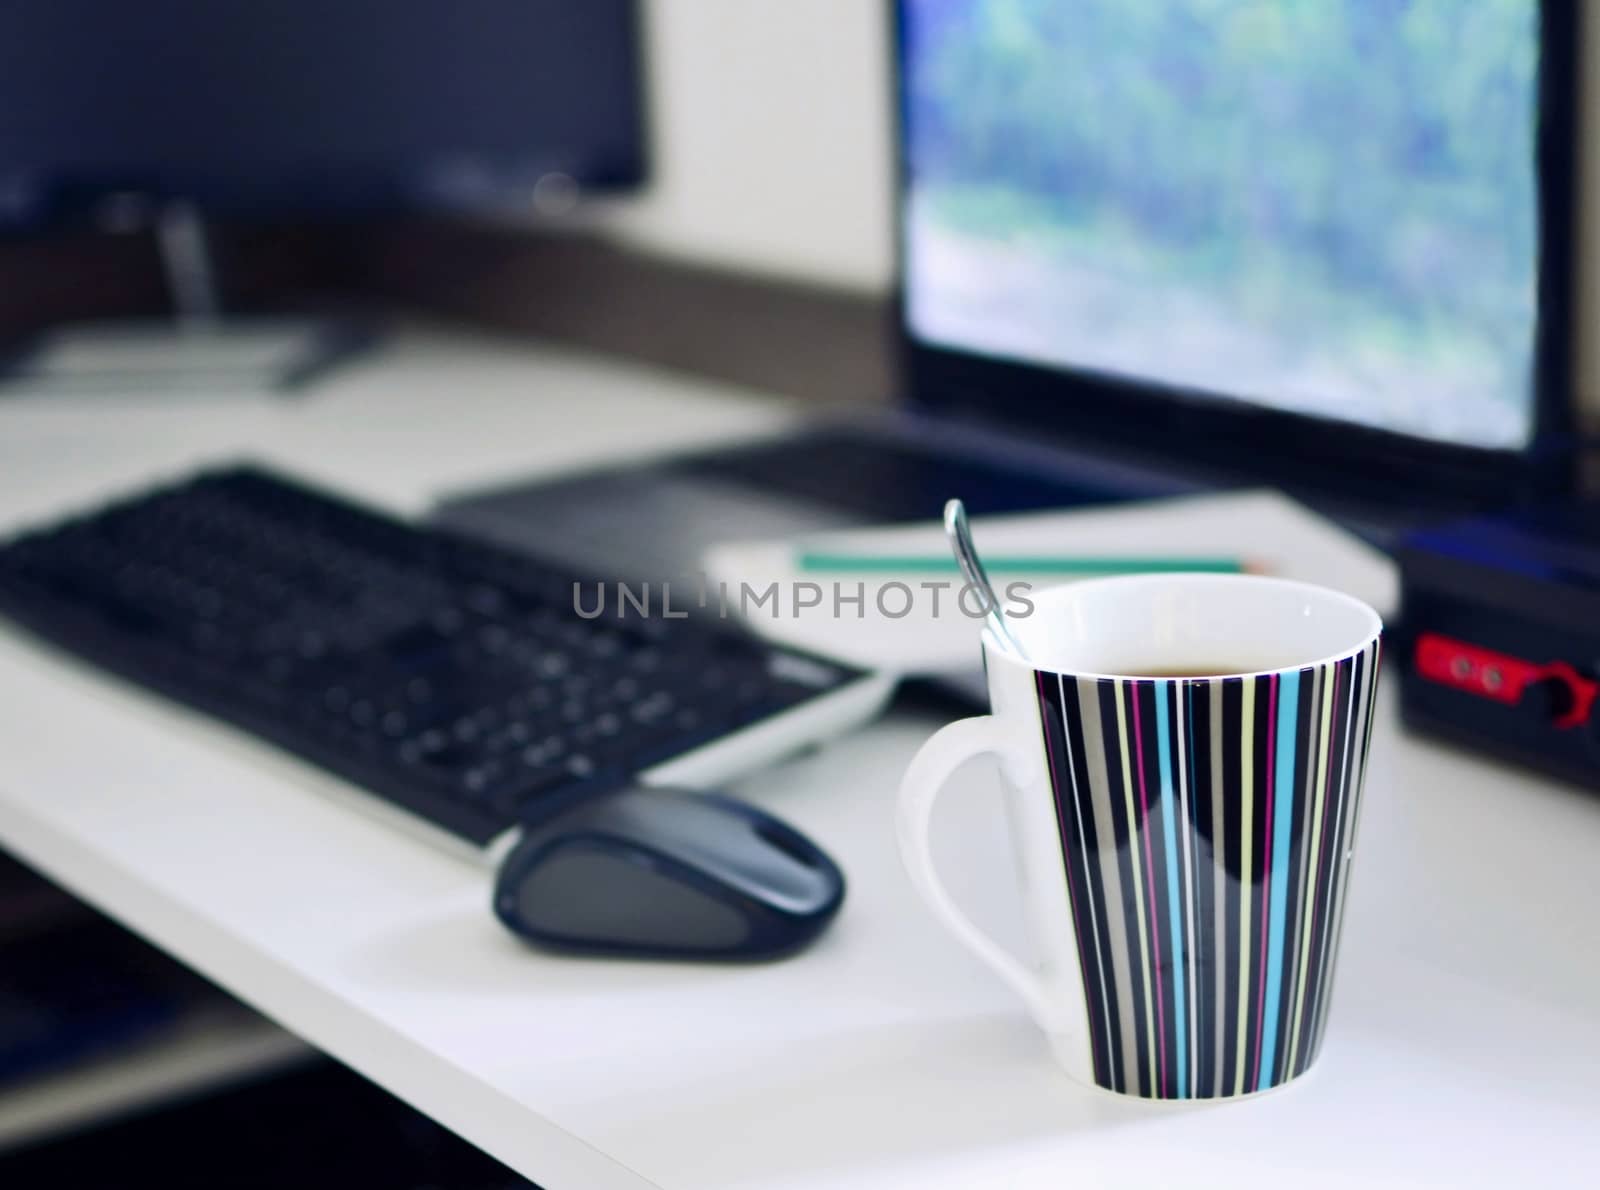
[1033,639,1381,1099]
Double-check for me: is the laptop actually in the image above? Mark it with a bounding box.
[437,0,1578,581]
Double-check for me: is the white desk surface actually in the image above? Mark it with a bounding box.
[1,330,1597,1189]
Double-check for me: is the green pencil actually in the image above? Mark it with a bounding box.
[796,551,1257,575]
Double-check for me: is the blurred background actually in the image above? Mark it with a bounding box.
[6,0,1592,420]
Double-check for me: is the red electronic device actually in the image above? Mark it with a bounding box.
[1412,633,1597,730]
[1396,503,1600,791]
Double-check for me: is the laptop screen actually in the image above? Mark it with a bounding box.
[901,0,1543,450]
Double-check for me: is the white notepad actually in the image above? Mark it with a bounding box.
[703,490,1400,677]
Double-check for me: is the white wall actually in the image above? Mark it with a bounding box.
[605,0,895,293]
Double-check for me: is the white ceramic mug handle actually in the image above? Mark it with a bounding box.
[896,715,1066,1031]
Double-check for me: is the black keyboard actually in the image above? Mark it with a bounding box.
[0,467,862,849]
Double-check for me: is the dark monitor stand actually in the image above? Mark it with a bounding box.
[0,202,365,397]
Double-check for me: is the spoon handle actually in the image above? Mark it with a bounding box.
[943,498,1028,660]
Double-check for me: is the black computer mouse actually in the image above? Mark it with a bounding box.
[492,786,845,961]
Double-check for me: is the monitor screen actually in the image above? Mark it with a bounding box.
[902,0,1544,450]
[0,1,644,224]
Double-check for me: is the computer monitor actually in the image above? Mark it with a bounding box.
[898,0,1576,501]
[0,1,645,225]
[0,1,646,391]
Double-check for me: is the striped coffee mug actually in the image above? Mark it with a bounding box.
[897,574,1382,1100]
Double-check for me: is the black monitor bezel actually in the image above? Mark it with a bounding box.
[891,0,1580,507]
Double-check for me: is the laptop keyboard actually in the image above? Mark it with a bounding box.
[678,428,1127,521]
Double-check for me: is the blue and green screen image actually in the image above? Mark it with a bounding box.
[903,0,1541,449]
